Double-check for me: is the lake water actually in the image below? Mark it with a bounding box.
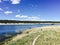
[0,24,59,34]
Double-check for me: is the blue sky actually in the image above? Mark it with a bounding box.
[0,0,60,21]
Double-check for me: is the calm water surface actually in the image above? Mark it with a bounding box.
[0,24,59,34]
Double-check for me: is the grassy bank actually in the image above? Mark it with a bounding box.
[35,30,60,45]
[4,26,60,45]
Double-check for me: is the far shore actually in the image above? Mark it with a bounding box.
[0,23,60,25]
[0,23,36,25]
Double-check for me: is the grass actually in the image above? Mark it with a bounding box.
[4,26,60,45]
[0,37,13,45]
[35,30,60,45]
[4,32,40,45]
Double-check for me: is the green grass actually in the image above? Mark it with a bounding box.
[35,30,60,45]
[4,32,40,45]
[4,29,60,45]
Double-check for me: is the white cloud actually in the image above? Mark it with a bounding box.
[15,14,40,21]
[11,0,21,4]
[4,11,13,15]
[0,0,21,4]
[16,14,28,18]
[16,15,20,17]
[0,8,3,11]
[27,17,40,21]
[40,20,47,21]
[28,16,39,19]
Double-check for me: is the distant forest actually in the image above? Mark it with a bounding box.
[0,20,60,23]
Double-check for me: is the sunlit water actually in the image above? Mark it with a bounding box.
[0,24,59,34]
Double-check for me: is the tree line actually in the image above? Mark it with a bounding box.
[0,20,60,23]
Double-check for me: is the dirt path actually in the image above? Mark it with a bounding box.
[32,35,40,45]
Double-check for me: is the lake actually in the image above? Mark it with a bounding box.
[0,24,59,35]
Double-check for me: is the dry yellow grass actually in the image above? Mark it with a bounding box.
[4,26,60,45]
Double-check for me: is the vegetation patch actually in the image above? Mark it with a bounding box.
[4,26,60,45]
[4,32,40,45]
[35,30,60,45]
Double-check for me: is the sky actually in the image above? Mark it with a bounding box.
[0,0,60,21]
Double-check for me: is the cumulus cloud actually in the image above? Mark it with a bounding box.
[15,14,40,21]
[27,16,40,21]
[4,11,13,15]
[0,0,21,4]
[16,14,28,18]
[11,0,21,4]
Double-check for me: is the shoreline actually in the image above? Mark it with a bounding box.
[0,23,39,25]
[0,23,60,25]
